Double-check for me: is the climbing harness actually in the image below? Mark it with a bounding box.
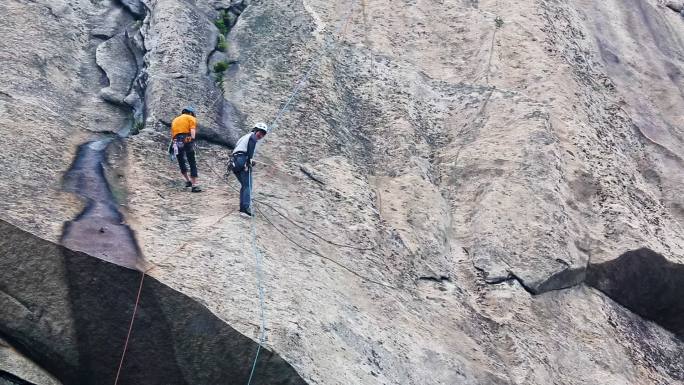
[171,134,194,155]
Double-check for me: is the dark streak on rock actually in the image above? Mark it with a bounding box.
[300,166,326,185]
[483,272,536,295]
[61,140,143,270]
[417,275,451,283]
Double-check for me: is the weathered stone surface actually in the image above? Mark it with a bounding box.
[0,338,61,385]
[587,248,684,339]
[0,0,131,242]
[665,1,684,13]
[91,6,133,38]
[120,0,146,18]
[576,0,684,233]
[3,0,684,384]
[0,371,36,385]
[142,0,240,145]
[96,33,138,106]
[0,219,306,384]
[121,1,684,383]
[61,139,145,270]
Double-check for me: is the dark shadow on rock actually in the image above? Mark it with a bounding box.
[534,266,586,295]
[0,370,36,385]
[586,248,684,340]
[0,219,307,384]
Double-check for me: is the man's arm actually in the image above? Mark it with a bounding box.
[246,134,257,160]
[190,128,196,140]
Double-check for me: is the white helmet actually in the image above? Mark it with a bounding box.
[253,122,269,134]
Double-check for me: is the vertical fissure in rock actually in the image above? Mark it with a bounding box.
[204,1,251,148]
[61,0,150,267]
[122,24,147,131]
[207,4,246,74]
[96,0,148,134]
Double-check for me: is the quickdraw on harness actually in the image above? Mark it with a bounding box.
[168,134,194,160]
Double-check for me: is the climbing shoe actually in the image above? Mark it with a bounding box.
[191,186,203,193]
[185,181,192,188]
[239,208,253,217]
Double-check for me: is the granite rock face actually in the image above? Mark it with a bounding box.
[0,219,305,384]
[2,0,684,384]
[665,1,684,13]
[142,0,241,145]
[587,248,684,339]
[0,337,60,385]
[96,32,138,106]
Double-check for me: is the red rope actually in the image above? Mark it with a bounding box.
[113,271,146,385]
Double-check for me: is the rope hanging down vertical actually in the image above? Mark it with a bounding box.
[245,1,358,384]
[268,1,358,133]
[246,169,267,385]
[113,271,146,385]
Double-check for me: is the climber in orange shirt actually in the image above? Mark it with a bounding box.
[170,107,202,192]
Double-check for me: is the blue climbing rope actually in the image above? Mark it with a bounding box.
[244,1,358,384]
[268,2,359,133]
[246,167,267,384]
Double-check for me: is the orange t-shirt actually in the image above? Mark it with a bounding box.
[170,114,197,138]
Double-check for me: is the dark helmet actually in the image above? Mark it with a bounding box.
[181,106,196,116]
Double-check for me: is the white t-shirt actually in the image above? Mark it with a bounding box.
[232,132,252,154]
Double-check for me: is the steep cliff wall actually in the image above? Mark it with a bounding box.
[1,0,684,384]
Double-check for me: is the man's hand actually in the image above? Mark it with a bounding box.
[250,160,256,167]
